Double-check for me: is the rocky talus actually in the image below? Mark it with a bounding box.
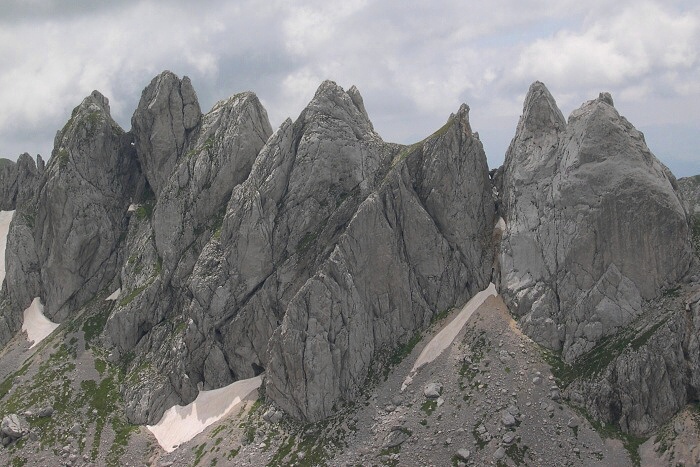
[498,82,694,362]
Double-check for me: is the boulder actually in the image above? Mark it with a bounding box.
[424,383,443,399]
[1,414,28,439]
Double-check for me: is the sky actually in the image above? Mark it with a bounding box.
[1,0,698,177]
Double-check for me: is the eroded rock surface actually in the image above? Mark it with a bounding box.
[131,71,202,196]
[31,91,139,321]
[499,82,693,361]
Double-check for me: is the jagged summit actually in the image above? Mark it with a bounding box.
[519,81,566,136]
[500,82,692,360]
[131,70,202,195]
[0,73,697,465]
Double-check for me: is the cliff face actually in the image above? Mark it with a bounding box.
[0,72,696,444]
[499,82,693,362]
[265,101,494,420]
[109,78,493,423]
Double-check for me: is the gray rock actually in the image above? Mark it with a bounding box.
[455,448,471,460]
[424,383,443,399]
[501,412,516,427]
[104,72,271,425]
[383,427,411,448]
[568,299,700,436]
[550,386,561,401]
[262,407,282,424]
[1,414,28,439]
[499,82,693,361]
[493,446,506,460]
[265,94,493,421]
[131,71,201,196]
[502,431,516,444]
[37,406,54,418]
[16,90,140,322]
[567,417,579,428]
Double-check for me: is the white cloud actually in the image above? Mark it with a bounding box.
[512,2,699,94]
[0,0,698,176]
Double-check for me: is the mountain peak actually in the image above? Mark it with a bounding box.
[519,81,566,135]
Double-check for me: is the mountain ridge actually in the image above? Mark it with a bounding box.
[0,71,697,466]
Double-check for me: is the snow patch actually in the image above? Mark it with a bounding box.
[105,288,121,301]
[22,298,59,349]
[495,217,506,233]
[401,283,497,391]
[0,210,15,285]
[147,375,263,452]
[127,204,138,213]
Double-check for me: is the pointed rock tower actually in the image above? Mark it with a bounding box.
[499,82,693,361]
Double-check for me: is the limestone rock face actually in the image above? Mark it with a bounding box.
[114,80,492,424]
[0,153,42,211]
[264,93,494,421]
[131,71,202,196]
[567,295,700,436]
[499,82,693,361]
[0,159,17,210]
[32,91,139,321]
[152,91,272,279]
[104,74,271,424]
[678,175,700,215]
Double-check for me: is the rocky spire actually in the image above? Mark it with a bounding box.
[499,82,693,360]
[131,71,202,195]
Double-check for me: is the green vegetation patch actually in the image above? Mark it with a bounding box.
[82,305,112,343]
[58,148,70,169]
[135,200,154,221]
[542,317,669,389]
[421,399,438,416]
[578,408,646,466]
[505,441,530,465]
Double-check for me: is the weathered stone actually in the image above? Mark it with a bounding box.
[1,414,28,439]
[265,92,493,421]
[424,383,443,399]
[131,71,202,195]
[501,412,516,427]
[499,82,693,361]
[383,427,411,448]
[502,431,516,445]
[493,446,506,460]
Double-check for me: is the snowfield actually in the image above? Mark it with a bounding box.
[402,283,497,391]
[148,375,263,452]
[22,297,59,348]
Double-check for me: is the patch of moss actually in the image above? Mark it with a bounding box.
[135,201,154,221]
[505,441,530,465]
[267,434,296,466]
[387,331,422,371]
[82,306,112,343]
[193,442,207,466]
[58,148,70,169]
[421,399,438,416]
[543,317,668,389]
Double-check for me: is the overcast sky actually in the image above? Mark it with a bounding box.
[1,0,698,176]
